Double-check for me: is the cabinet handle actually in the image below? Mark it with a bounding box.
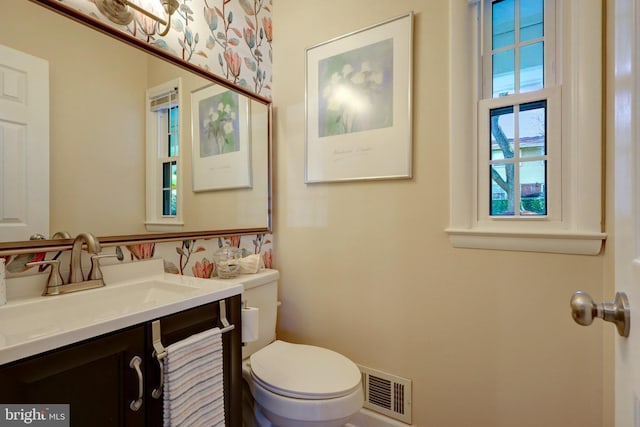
[152,351,164,399]
[129,356,144,411]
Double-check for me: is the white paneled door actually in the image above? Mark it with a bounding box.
[613,0,640,426]
[0,44,49,242]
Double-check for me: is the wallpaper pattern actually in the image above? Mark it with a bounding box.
[3,233,273,279]
[58,0,273,98]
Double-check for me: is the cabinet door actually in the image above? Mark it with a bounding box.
[0,326,146,427]
[145,296,242,427]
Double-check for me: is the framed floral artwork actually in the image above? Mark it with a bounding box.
[305,12,414,183]
[191,84,252,191]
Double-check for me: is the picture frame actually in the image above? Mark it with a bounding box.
[305,12,413,183]
[191,84,252,191]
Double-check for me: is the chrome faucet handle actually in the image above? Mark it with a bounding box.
[51,231,72,240]
[89,254,117,281]
[27,260,63,296]
[69,232,102,284]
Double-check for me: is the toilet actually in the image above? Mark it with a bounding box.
[240,269,364,427]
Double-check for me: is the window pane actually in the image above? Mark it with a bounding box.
[520,160,546,215]
[493,49,515,97]
[519,100,546,157]
[162,162,171,188]
[520,42,544,93]
[158,110,168,159]
[492,0,515,50]
[170,189,177,216]
[162,161,177,216]
[520,0,544,42]
[490,106,514,160]
[169,106,179,156]
[162,189,171,216]
[491,163,515,216]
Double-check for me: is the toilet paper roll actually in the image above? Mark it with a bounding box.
[0,259,6,306]
[242,307,259,343]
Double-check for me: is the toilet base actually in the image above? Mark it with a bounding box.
[243,379,357,427]
[257,404,356,427]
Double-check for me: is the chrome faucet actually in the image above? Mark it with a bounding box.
[69,232,102,284]
[26,232,114,296]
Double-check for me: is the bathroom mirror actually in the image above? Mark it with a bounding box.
[0,0,271,252]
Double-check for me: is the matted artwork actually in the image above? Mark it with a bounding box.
[191,84,251,191]
[305,12,413,183]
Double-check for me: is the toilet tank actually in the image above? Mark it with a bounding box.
[239,269,280,359]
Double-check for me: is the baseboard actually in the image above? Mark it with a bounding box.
[345,408,414,427]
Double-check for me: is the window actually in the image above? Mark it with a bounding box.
[488,101,548,217]
[447,0,605,254]
[145,79,184,231]
[479,0,557,222]
[478,86,561,225]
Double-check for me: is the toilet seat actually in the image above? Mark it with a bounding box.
[249,340,361,400]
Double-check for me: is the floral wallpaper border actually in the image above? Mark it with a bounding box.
[54,0,272,98]
[2,233,273,279]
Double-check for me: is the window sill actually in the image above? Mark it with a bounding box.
[145,222,184,233]
[445,228,606,255]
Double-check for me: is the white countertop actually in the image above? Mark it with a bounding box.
[0,258,246,365]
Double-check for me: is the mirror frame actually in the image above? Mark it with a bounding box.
[0,0,272,255]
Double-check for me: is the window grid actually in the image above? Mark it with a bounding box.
[483,0,552,219]
[158,106,178,218]
[147,82,181,226]
[490,0,545,97]
[488,101,548,217]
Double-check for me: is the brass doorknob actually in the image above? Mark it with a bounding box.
[570,291,630,337]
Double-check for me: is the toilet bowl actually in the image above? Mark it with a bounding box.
[239,270,363,427]
[243,340,364,427]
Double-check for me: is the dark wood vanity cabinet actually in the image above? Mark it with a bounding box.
[0,325,146,426]
[0,295,242,427]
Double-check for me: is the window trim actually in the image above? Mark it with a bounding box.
[447,0,605,255]
[145,78,184,232]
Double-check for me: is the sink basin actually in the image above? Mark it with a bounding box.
[0,259,244,365]
[0,281,199,344]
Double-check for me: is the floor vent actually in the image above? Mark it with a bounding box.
[358,365,412,424]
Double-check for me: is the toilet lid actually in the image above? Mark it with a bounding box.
[249,340,361,399]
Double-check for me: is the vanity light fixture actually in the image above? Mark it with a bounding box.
[96,0,179,36]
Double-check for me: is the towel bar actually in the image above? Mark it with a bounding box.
[150,299,235,399]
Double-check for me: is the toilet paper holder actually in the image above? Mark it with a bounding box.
[241,300,259,344]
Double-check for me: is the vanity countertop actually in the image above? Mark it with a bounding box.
[0,258,244,365]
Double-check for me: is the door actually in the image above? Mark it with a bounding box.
[612,0,640,425]
[0,44,49,241]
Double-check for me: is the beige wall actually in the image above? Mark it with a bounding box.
[272,1,609,426]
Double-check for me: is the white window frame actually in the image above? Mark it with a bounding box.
[478,87,561,225]
[145,78,184,231]
[447,0,605,254]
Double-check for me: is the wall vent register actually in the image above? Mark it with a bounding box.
[358,365,412,424]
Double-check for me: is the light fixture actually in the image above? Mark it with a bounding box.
[96,0,179,36]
